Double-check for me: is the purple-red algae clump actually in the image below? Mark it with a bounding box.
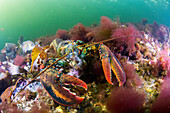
[100,16,116,30]
[149,46,170,77]
[93,16,118,42]
[121,62,142,87]
[69,23,91,42]
[13,55,25,66]
[34,35,56,46]
[55,29,70,40]
[150,77,170,113]
[111,24,141,57]
[157,48,170,72]
[106,87,145,113]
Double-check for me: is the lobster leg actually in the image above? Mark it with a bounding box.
[40,68,87,106]
[99,44,126,86]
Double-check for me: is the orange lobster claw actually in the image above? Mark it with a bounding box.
[99,44,126,86]
[40,68,87,106]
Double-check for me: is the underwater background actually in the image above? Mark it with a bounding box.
[0,0,170,50]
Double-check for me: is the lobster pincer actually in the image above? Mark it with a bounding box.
[99,44,126,86]
[40,68,87,106]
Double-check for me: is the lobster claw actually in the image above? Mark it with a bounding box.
[40,68,87,106]
[99,44,126,86]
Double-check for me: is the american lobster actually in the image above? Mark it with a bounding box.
[10,35,140,106]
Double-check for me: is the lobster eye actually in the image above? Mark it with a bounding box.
[76,60,79,64]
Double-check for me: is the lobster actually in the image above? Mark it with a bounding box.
[10,35,141,106]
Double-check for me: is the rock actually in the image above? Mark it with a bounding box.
[0,72,7,80]
[2,62,20,75]
[1,43,18,59]
[22,41,35,53]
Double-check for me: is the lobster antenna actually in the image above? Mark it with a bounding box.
[76,35,142,49]
[84,35,143,48]
[10,53,69,103]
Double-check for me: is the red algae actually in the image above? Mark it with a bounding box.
[121,62,142,87]
[70,23,90,42]
[93,16,118,42]
[100,16,116,30]
[35,35,56,46]
[107,87,145,113]
[111,24,141,56]
[55,29,70,40]
[157,49,170,71]
[13,55,25,66]
[150,77,170,113]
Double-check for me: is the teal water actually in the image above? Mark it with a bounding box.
[0,0,170,50]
